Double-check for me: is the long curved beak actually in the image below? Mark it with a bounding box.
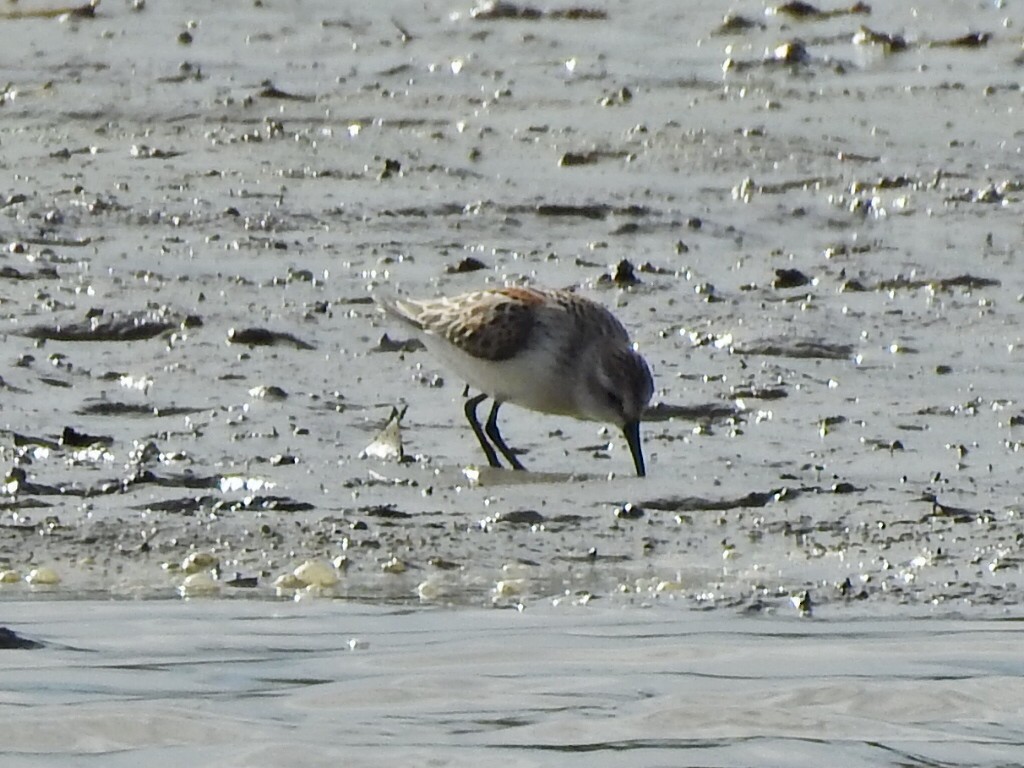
[622,421,646,477]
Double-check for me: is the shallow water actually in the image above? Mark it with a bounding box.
[3,600,1024,767]
[2,0,1024,763]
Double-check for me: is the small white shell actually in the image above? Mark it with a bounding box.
[178,571,220,597]
[273,573,305,590]
[293,559,339,587]
[417,578,443,601]
[181,551,218,574]
[26,567,61,586]
[360,408,404,461]
[493,579,524,597]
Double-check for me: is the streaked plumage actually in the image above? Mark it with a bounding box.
[380,286,654,476]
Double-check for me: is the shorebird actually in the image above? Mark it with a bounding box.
[380,286,654,476]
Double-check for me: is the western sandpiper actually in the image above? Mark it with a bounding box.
[379,286,654,476]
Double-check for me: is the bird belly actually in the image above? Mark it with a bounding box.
[422,337,580,417]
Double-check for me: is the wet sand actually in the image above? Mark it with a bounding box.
[2,0,1024,763]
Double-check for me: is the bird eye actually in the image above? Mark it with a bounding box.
[604,389,624,413]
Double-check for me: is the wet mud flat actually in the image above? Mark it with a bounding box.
[0,0,1023,617]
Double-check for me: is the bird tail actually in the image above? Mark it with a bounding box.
[374,293,424,331]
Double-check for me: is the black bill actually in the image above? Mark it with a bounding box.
[622,420,646,477]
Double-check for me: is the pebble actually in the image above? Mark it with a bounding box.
[292,559,339,587]
[182,551,218,574]
[417,578,444,601]
[179,572,220,597]
[26,567,61,586]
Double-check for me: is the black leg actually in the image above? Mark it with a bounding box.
[464,393,502,468]
[485,401,527,471]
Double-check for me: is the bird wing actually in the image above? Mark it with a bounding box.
[441,290,539,362]
[381,290,539,362]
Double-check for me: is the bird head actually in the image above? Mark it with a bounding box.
[578,344,654,476]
